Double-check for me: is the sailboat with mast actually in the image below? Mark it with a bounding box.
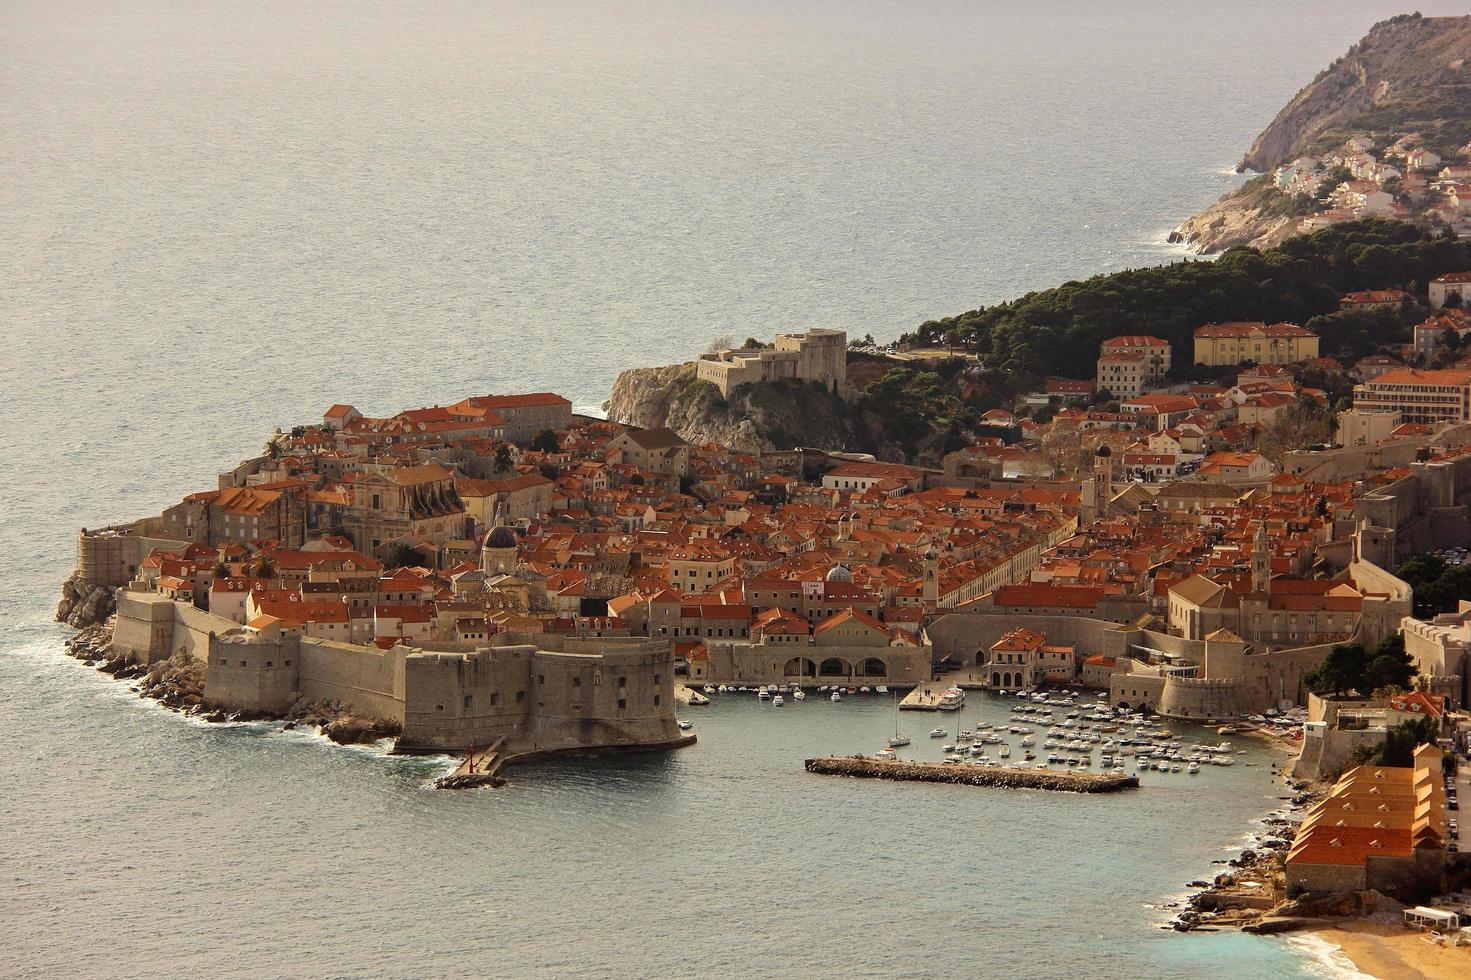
[887,690,911,747]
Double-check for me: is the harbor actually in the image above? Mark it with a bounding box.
[689,680,1253,782]
[805,755,1138,792]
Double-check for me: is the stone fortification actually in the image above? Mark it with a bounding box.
[109,591,688,757]
[926,610,1347,719]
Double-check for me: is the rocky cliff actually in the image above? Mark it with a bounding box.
[1239,14,1471,174]
[1170,182,1307,254]
[1173,13,1471,253]
[604,362,861,454]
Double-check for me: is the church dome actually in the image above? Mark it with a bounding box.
[825,563,853,583]
[484,525,517,550]
[1094,445,1112,458]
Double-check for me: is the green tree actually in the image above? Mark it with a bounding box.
[530,429,560,454]
[494,445,514,473]
[1363,633,1416,693]
[385,543,421,570]
[1304,642,1368,695]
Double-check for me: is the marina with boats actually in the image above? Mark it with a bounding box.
[674,681,1262,788]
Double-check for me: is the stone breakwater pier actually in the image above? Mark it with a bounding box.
[805,756,1140,792]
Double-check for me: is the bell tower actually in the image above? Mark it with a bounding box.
[1251,521,1271,594]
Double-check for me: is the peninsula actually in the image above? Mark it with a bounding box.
[1173,13,1471,253]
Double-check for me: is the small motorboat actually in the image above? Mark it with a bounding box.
[859,686,871,694]
[930,727,948,738]
[792,689,807,701]
[772,695,784,707]
[677,719,693,731]
[831,691,842,702]
[888,735,911,747]
[875,685,888,694]
[702,685,716,694]
[998,746,1011,758]
[1188,761,1201,774]
[757,687,770,700]
[942,743,957,753]
[876,748,897,761]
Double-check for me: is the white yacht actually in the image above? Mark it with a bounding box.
[831,691,842,702]
[677,719,693,731]
[930,727,948,738]
[792,689,807,701]
[772,695,784,707]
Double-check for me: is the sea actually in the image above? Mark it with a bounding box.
[2,0,1460,976]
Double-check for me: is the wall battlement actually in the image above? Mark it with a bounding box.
[109,597,686,755]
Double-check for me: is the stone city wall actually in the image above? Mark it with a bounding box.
[703,641,930,687]
[108,597,683,755]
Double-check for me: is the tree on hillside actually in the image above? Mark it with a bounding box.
[530,429,560,454]
[898,220,1471,382]
[494,445,514,473]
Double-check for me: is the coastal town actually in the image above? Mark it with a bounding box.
[56,275,1471,957]
[1259,133,1471,241]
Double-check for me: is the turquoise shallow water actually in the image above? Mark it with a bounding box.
[3,0,1456,974]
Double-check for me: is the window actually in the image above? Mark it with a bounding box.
[538,674,545,685]
[572,677,581,688]
[653,695,661,707]
[284,660,291,667]
[654,674,661,685]
[516,690,525,704]
[617,698,627,710]
[618,676,627,688]
[266,661,273,668]
[491,692,500,706]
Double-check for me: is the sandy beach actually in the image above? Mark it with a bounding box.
[1307,920,1471,979]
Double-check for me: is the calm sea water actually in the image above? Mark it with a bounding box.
[2,0,1455,975]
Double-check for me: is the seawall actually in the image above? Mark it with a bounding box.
[805,756,1139,792]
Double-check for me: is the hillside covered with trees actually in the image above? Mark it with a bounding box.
[901,220,1471,379]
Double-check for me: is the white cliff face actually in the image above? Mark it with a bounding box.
[1171,193,1303,254]
[603,361,778,453]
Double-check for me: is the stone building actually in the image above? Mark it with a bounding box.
[695,328,847,397]
[1429,272,1471,309]
[450,392,572,442]
[110,590,689,757]
[1352,368,1471,425]
[1193,322,1319,367]
[346,463,471,559]
[1096,335,1171,398]
[1285,745,1448,899]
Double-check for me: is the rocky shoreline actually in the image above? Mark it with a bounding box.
[63,620,401,746]
[1165,769,1320,932]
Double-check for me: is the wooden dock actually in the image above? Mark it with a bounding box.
[436,736,507,789]
[805,756,1139,793]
